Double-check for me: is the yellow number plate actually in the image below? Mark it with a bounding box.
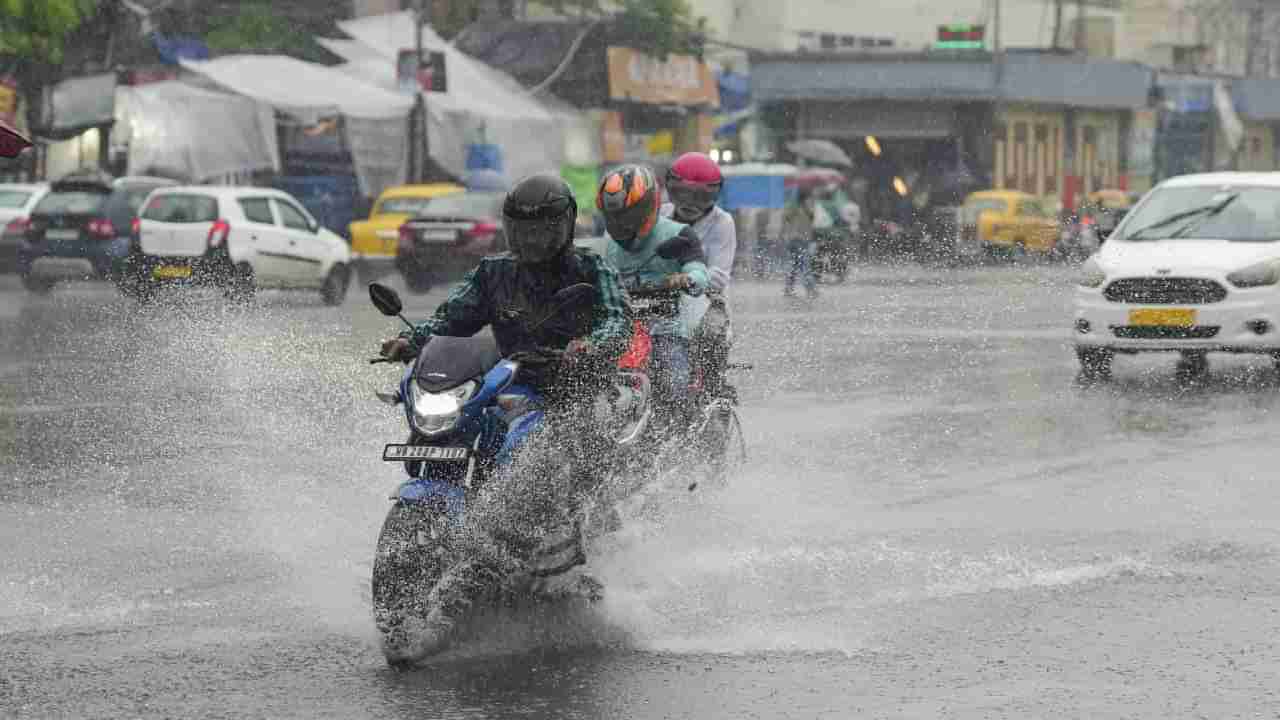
[153,265,192,279]
[1128,308,1196,327]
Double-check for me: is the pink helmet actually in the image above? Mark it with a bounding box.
[666,152,723,223]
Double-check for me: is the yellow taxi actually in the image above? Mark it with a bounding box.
[349,183,463,274]
[960,189,1060,255]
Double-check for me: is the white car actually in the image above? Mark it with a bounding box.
[1074,172,1280,378]
[0,182,49,271]
[129,186,352,305]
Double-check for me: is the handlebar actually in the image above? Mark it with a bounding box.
[626,283,703,299]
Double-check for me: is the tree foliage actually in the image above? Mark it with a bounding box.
[0,0,98,64]
[443,0,705,58]
[200,1,341,64]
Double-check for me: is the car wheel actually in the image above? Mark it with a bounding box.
[1076,347,1113,381]
[21,273,54,294]
[225,262,255,304]
[321,264,350,306]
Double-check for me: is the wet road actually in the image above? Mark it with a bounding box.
[3,265,1279,718]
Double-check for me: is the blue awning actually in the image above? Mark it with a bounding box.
[151,33,210,65]
[752,52,1152,110]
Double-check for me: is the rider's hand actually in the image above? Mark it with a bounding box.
[560,338,594,368]
[565,337,594,356]
[663,272,693,291]
[380,337,413,362]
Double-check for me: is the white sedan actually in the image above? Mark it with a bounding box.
[1073,172,1280,379]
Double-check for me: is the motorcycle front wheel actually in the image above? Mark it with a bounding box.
[371,502,450,666]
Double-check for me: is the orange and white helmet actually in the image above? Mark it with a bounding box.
[596,164,660,249]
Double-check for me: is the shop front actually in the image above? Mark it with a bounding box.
[600,45,720,171]
[752,52,1151,220]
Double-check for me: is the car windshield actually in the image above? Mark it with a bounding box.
[1117,186,1280,242]
[0,190,33,209]
[420,192,505,218]
[34,190,108,215]
[961,198,1007,225]
[378,197,443,215]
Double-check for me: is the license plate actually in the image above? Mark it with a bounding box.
[46,229,78,240]
[383,444,469,462]
[1128,308,1196,327]
[421,230,457,242]
[153,265,192,279]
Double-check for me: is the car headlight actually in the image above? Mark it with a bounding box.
[1078,257,1107,288]
[410,380,477,436]
[1227,260,1280,288]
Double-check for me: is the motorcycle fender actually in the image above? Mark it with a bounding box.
[394,477,466,528]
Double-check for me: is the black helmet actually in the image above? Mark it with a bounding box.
[502,173,577,266]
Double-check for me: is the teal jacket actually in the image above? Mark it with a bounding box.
[604,216,709,338]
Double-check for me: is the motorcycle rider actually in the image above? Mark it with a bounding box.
[378,173,633,646]
[598,163,710,430]
[660,151,736,390]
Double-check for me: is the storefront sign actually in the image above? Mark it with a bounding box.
[0,77,17,127]
[607,47,719,107]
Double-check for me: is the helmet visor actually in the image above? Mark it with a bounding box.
[504,216,568,264]
[603,200,653,247]
[667,180,720,220]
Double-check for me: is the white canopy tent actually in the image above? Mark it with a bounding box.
[114,81,279,182]
[325,11,580,182]
[179,54,414,196]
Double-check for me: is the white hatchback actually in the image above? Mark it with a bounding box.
[128,186,353,305]
[1074,172,1280,378]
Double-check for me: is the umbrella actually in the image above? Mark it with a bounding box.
[0,117,31,159]
[786,139,853,168]
[786,167,847,191]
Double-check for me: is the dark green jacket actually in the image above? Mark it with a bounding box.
[401,249,633,364]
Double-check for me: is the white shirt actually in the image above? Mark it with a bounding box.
[660,203,736,295]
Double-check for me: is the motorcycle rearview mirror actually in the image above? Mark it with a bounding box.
[369,283,415,331]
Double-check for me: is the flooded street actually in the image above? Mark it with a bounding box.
[3,265,1279,718]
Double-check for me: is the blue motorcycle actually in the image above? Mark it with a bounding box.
[365,282,652,664]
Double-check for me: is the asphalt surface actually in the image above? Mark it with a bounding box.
[2,264,1279,718]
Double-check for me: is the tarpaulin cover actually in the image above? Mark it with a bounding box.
[180,55,412,196]
[328,11,569,183]
[41,73,116,140]
[115,81,278,181]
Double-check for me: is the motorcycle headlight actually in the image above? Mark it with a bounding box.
[1078,257,1107,288]
[1227,260,1280,288]
[410,380,477,436]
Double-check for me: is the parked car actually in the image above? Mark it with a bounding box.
[0,182,49,272]
[127,186,353,305]
[396,190,507,294]
[959,189,1060,258]
[348,182,463,281]
[17,173,176,293]
[1074,172,1280,379]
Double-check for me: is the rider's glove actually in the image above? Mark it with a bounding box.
[560,338,595,368]
[380,337,414,362]
[663,272,693,291]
